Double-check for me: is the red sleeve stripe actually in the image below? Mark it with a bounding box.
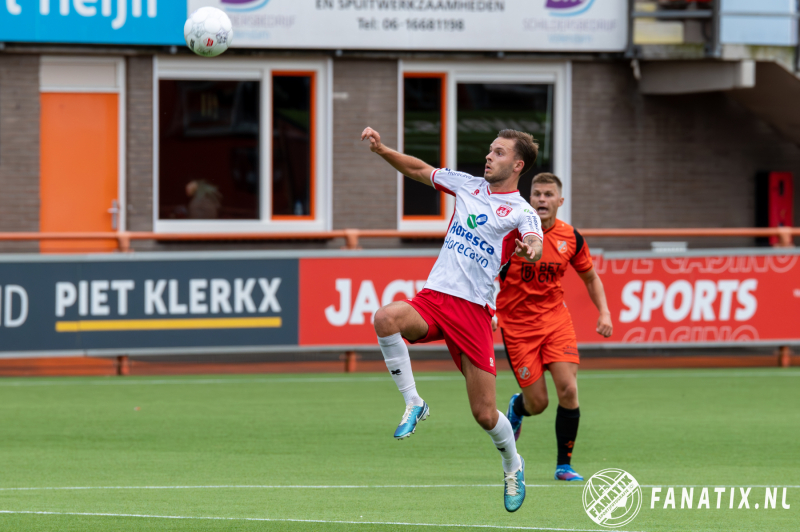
[431,169,456,197]
[520,231,543,242]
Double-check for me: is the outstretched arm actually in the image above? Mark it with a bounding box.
[361,127,435,186]
[514,235,543,263]
[577,267,613,338]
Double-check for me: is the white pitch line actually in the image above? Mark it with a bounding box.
[0,369,797,387]
[0,484,795,492]
[0,375,474,387]
[0,510,643,532]
[575,370,800,380]
[0,484,536,491]
[0,375,464,387]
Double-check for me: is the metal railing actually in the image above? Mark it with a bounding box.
[0,226,796,252]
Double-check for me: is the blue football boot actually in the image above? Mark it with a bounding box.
[506,393,523,441]
[555,464,584,481]
[504,456,526,512]
[393,402,429,440]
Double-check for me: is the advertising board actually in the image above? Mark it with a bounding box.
[0,255,296,355]
[0,1,185,45]
[0,248,797,356]
[188,0,628,52]
[300,250,800,349]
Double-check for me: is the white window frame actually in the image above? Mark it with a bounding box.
[153,56,332,234]
[40,55,127,232]
[397,60,572,230]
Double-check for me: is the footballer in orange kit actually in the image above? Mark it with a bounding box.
[495,172,613,482]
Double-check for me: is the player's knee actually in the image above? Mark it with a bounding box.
[373,306,397,336]
[530,396,548,415]
[559,383,578,403]
[522,389,548,415]
[525,392,548,415]
[471,406,496,430]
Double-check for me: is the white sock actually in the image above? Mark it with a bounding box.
[486,411,522,473]
[377,333,424,407]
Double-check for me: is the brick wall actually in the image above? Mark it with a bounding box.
[331,59,398,231]
[126,55,154,233]
[0,55,40,251]
[571,61,800,250]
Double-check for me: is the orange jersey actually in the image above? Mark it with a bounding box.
[497,219,593,329]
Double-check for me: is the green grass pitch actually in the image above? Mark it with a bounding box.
[0,367,797,531]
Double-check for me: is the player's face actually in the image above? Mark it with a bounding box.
[484,138,522,184]
[530,183,564,222]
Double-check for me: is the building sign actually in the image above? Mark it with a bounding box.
[0,1,185,45]
[188,0,628,52]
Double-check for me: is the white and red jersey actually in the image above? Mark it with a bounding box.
[423,168,543,310]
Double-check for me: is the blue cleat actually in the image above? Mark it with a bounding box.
[506,393,523,441]
[555,464,584,481]
[393,402,429,440]
[504,456,526,512]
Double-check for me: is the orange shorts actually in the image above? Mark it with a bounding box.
[500,312,580,388]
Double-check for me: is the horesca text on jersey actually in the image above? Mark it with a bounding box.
[448,220,495,253]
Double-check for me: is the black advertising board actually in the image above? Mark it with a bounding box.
[0,253,298,355]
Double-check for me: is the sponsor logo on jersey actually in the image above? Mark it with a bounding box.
[467,214,488,229]
[472,189,480,196]
[522,263,536,283]
[444,220,495,269]
[558,240,568,254]
[496,205,512,217]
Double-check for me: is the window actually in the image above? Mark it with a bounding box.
[272,73,315,219]
[403,73,446,219]
[155,58,329,233]
[398,62,571,228]
[159,80,261,220]
[457,83,553,201]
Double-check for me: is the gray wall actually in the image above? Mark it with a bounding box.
[571,61,800,249]
[0,55,40,251]
[126,55,154,233]
[331,59,398,230]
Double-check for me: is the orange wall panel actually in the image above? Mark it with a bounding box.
[40,93,119,252]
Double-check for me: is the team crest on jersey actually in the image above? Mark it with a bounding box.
[518,367,531,380]
[496,205,512,217]
[558,240,568,253]
[521,263,535,282]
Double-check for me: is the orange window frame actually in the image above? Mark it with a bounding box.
[271,71,317,221]
[402,72,447,221]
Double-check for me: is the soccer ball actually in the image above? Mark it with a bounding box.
[184,7,233,58]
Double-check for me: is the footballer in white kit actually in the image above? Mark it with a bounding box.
[361,126,543,513]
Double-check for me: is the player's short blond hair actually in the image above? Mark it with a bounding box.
[497,129,539,176]
[532,172,563,193]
